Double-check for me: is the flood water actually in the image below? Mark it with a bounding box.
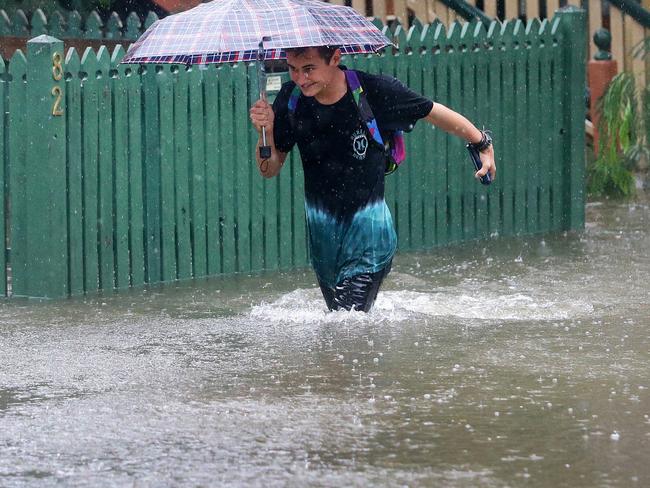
[1,198,649,487]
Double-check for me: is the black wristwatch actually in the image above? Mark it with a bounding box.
[468,130,493,152]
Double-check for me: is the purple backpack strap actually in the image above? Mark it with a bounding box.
[343,69,385,147]
[344,69,362,92]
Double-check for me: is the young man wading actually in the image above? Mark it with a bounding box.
[249,46,496,313]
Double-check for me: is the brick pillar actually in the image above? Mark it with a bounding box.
[588,28,617,154]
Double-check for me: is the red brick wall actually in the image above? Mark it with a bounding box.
[152,0,203,13]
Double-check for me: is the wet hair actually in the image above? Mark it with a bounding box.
[285,46,340,64]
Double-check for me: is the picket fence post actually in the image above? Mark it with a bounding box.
[12,36,68,298]
[557,7,587,231]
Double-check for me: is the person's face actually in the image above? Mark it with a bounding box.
[286,47,341,98]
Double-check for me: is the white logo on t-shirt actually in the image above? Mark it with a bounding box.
[352,129,368,160]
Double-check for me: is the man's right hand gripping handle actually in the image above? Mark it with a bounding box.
[249,99,286,178]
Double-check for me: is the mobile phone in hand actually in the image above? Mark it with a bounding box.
[466,144,492,185]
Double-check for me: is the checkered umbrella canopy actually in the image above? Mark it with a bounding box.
[121,0,393,64]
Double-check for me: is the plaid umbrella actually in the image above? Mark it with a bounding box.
[121,0,393,65]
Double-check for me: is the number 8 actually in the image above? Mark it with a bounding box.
[52,52,63,81]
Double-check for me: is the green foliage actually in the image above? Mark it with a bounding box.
[588,72,642,199]
[57,1,116,15]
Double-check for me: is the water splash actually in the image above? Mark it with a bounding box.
[249,288,389,324]
[247,287,594,324]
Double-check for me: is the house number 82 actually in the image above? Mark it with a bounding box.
[52,52,64,116]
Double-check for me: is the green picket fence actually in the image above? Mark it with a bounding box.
[0,8,586,299]
[0,49,6,297]
[0,8,157,41]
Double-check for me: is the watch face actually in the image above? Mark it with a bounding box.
[481,131,492,148]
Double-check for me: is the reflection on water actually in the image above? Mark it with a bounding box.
[1,199,649,487]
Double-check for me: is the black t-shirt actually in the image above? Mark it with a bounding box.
[272,68,433,286]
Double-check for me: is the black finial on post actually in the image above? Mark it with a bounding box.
[593,28,612,60]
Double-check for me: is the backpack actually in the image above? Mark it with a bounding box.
[287,69,406,175]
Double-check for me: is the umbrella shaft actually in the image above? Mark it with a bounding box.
[258,57,268,147]
[258,71,267,102]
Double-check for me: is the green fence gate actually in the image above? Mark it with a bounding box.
[0,8,587,299]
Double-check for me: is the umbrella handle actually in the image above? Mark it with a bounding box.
[260,127,271,159]
[259,84,271,159]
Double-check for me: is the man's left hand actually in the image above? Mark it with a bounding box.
[476,145,496,182]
